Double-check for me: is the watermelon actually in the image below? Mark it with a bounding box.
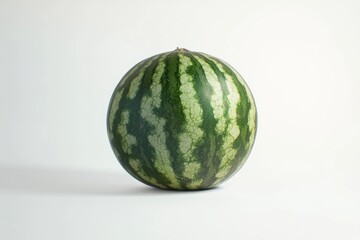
[107,48,257,190]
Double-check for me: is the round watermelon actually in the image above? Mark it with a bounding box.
[107,48,257,190]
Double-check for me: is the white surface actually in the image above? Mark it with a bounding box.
[1,0,360,239]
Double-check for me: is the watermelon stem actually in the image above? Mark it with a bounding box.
[175,47,189,52]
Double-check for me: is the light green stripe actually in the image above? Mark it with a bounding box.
[129,158,166,189]
[247,105,257,149]
[140,55,181,189]
[118,59,147,88]
[117,110,137,154]
[219,59,257,149]
[186,179,204,189]
[178,54,204,188]
[193,55,226,135]
[127,58,156,99]
[109,88,124,134]
[201,55,241,182]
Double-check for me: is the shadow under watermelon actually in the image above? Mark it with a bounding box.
[0,165,221,196]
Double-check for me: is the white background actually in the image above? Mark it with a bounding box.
[1,0,360,239]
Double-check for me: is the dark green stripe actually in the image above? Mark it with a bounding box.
[184,52,221,188]
[195,53,235,183]
[109,61,146,123]
[107,57,156,186]
[126,54,176,188]
[109,54,168,188]
[214,57,255,177]
[107,56,154,136]
[157,52,185,188]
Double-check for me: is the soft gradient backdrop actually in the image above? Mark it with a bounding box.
[1,0,359,239]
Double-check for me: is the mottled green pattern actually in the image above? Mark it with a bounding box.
[107,49,257,190]
[178,54,204,188]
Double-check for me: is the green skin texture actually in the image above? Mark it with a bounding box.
[107,49,257,190]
